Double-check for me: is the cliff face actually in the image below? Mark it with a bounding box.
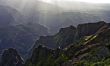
[30,45,54,64]
[77,21,107,37]
[33,25,77,49]
[1,21,110,66]
[33,21,109,49]
[26,21,110,66]
[0,48,24,66]
[25,45,68,66]
[63,22,110,66]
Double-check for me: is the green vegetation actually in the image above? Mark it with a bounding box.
[74,59,110,66]
[25,22,110,66]
[25,53,69,66]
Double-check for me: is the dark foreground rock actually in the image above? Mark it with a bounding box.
[0,48,24,66]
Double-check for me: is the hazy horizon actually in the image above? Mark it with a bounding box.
[0,0,110,34]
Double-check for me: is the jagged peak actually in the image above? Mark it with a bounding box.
[2,48,18,55]
[1,48,24,66]
[59,25,76,33]
[77,21,107,27]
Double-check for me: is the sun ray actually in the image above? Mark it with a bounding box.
[75,0,110,3]
[40,0,110,4]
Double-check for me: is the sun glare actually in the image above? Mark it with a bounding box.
[39,0,53,3]
[75,0,110,3]
[40,0,110,4]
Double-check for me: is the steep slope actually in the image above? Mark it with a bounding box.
[63,22,110,66]
[77,21,106,37]
[26,21,110,66]
[1,21,110,66]
[33,26,76,49]
[25,45,68,66]
[33,21,109,49]
[0,48,24,66]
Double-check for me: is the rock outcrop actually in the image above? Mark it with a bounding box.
[63,21,110,66]
[33,21,109,49]
[0,48,24,66]
[1,21,110,66]
[26,21,110,66]
[33,25,76,49]
[77,21,107,37]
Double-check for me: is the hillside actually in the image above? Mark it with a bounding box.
[33,21,107,49]
[1,21,110,66]
[24,21,110,66]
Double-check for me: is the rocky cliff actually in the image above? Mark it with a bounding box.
[26,21,110,66]
[1,21,110,66]
[33,21,109,49]
[0,48,24,66]
[33,25,76,49]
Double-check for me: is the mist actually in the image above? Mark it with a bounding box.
[0,0,110,34]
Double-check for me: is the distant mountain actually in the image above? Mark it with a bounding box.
[45,11,110,34]
[40,2,110,34]
[0,5,23,26]
[0,5,49,59]
[0,22,49,58]
[0,5,25,26]
[1,0,110,34]
[0,0,63,24]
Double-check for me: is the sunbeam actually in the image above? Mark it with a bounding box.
[40,0,110,4]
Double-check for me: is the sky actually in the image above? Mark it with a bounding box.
[40,0,110,4]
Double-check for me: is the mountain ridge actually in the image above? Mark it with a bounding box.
[24,21,110,66]
[1,21,110,66]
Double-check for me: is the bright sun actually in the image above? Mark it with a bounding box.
[40,0,110,3]
[75,0,110,3]
[40,0,53,3]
